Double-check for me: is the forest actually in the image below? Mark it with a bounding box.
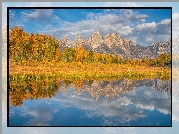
[9,27,171,82]
[9,27,171,67]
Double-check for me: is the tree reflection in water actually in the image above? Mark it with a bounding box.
[9,74,171,107]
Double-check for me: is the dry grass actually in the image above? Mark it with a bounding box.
[10,61,170,74]
[9,62,171,82]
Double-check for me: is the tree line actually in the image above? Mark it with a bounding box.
[9,27,171,67]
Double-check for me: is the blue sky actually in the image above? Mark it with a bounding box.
[9,8,171,46]
[2,2,179,134]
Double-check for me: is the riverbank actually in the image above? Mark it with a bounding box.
[9,62,171,82]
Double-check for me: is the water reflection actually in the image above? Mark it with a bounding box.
[9,76,171,126]
[9,79,60,107]
[9,76,171,107]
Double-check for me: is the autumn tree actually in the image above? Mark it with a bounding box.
[94,53,100,63]
[106,54,115,64]
[62,47,75,62]
[85,49,94,63]
[9,27,24,65]
[156,54,171,66]
[75,46,85,62]
[149,54,171,67]
[9,27,61,65]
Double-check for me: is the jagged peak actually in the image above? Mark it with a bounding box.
[73,36,85,44]
[95,29,100,33]
[92,30,101,36]
[60,36,69,41]
[89,30,102,40]
[76,35,84,40]
[151,42,157,46]
[111,32,118,37]
[104,34,110,37]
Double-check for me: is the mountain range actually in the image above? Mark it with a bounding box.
[59,30,171,59]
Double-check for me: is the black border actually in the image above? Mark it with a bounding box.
[7,7,10,128]
[7,6,172,127]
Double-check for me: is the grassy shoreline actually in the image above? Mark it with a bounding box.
[9,62,171,82]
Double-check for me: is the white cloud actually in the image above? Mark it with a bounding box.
[104,2,144,7]
[172,13,179,39]
[173,12,179,20]
[123,18,171,46]
[25,2,51,7]
[140,19,146,22]
[20,128,49,134]
[45,24,52,29]
[22,9,54,22]
[120,9,148,21]
[22,105,56,126]
[122,26,132,35]
[172,80,179,121]
[39,9,150,44]
[37,9,171,46]
[11,2,51,7]
[104,127,136,134]
[135,22,156,31]
[172,96,179,121]
[158,19,171,25]
[2,2,50,29]
[2,3,8,29]
[172,38,179,54]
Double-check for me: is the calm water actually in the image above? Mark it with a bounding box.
[9,78,171,126]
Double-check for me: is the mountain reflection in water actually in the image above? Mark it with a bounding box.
[9,77,171,126]
[9,77,171,107]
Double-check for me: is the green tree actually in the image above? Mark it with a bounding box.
[156,54,171,67]
[62,47,75,62]
[85,48,94,63]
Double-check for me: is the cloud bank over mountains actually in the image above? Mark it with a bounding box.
[8,8,171,47]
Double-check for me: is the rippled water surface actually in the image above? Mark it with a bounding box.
[9,77,171,126]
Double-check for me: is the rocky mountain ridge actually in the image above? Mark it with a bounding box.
[59,30,171,59]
